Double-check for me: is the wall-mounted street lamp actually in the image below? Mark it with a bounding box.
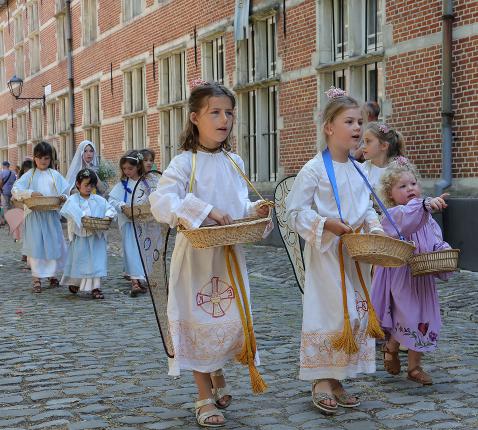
[7,75,46,104]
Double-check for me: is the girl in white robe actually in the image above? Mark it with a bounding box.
[108,150,148,297]
[12,142,69,293]
[150,80,269,428]
[286,88,384,415]
[60,169,116,299]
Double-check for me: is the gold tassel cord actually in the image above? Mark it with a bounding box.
[224,245,267,394]
[331,238,359,355]
[355,261,385,340]
[332,227,385,355]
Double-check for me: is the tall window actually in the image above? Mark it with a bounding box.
[17,113,27,163]
[31,106,43,143]
[58,95,70,173]
[0,30,5,91]
[0,120,8,150]
[14,13,25,78]
[318,0,384,109]
[123,0,143,22]
[46,102,57,136]
[332,0,349,60]
[83,84,101,153]
[158,51,187,167]
[28,1,40,74]
[123,66,146,150]
[365,0,383,52]
[202,35,225,84]
[237,16,278,182]
[83,0,97,45]
[56,12,68,60]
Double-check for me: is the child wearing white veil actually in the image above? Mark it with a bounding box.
[66,140,107,196]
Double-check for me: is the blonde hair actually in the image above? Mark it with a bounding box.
[379,160,420,208]
[364,122,406,159]
[319,94,363,150]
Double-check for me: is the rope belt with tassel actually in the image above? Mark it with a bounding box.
[332,226,385,355]
[224,245,267,394]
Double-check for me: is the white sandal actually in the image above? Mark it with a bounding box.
[210,369,232,409]
[195,398,225,428]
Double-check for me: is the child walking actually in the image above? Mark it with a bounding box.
[285,87,384,415]
[149,80,269,428]
[108,150,148,297]
[12,142,69,293]
[371,158,451,385]
[60,169,116,299]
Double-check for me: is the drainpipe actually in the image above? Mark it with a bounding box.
[435,0,454,195]
[66,0,75,157]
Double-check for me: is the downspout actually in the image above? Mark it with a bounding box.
[435,0,454,195]
[66,0,75,157]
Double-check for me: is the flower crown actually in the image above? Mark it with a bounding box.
[391,156,409,167]
[325,86,347,100]
[125,152,143,163]
[190,78,210,90]
[78,169,91,178]
[378,123,390,134]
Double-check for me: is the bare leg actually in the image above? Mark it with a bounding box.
[210,370,232,408]
[193,371,224,425]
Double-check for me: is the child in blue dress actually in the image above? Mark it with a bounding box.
[108,150,147,296]
[60,169,116,299]
[12,142,69,293]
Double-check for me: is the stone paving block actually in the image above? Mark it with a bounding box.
[430,422,464,429]
[68,419,109,430]
[0,407,37,418]
[0,417,26,427]
[144,421,184,430]
[30,390,61,401]
[0,394,23,404]
[116,415,157,424]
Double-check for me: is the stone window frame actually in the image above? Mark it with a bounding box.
[28,0,41,74]
[201,33,226,85]
[123,64,147,150]
[123,0,144,23]
[235,10,280,183]
[82,82,101,155]
[82,0,98,46]
[157,48,187,168]
[16,111,28,146]
[30,104,43,143]
[316,0,385,110]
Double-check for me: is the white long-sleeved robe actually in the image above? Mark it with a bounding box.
[286,152,383,380]
[60,193,116,292]
[12,168,69,278]
[149,150,263,375]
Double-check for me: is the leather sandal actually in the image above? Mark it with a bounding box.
[195,398,225,428]
[311,380,337,415]
[49,277,60,288]
[333,391,360,408]
[91,289,104,300]
[382,343,401,375]
[69,285,79,294]
[32,279,42,293]
[210,369,232,409]
[130,279,142,297]
[408,366,433,385]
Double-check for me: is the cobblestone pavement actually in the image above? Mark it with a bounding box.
[0,225,477,430]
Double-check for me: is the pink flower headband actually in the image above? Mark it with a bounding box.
[392,156,409,166]
[190,78,210,90]
[325,86,347,100]
[378,123,390,134]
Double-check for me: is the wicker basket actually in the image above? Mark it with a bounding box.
[23,196,62,211]
[11,199,24,209]
[179,216,271,249]
[82,216,112,232]
[342,233,416,267]
[409,249,460,276]
[123,204,153,221]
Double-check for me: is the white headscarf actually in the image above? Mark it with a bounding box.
[66,140,99,193]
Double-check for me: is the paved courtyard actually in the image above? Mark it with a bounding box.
[0,225,477,430]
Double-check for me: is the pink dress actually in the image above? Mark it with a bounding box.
[371,198,453,352]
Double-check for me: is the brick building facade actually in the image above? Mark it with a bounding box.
[0,0,476,197]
